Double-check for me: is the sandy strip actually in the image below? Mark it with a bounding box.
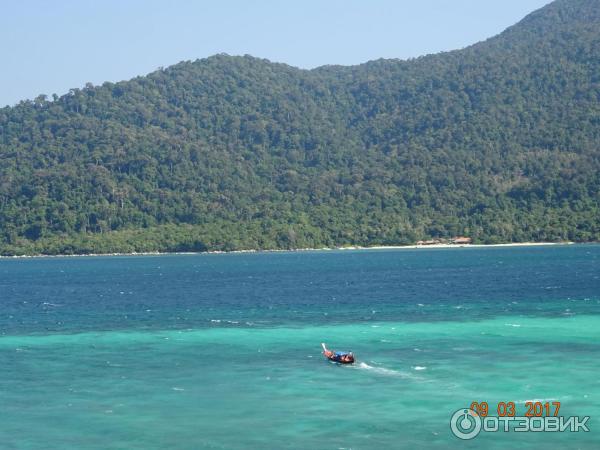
[0,241,578,259]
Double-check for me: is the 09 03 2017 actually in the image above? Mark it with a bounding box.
[470,401,561,418]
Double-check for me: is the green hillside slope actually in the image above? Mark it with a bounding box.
[0,0,599,255]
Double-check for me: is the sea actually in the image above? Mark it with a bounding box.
[0,245,598,449]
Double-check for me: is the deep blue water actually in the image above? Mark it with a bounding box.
[1,245,599,335]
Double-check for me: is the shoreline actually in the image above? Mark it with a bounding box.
[0,241,579,259]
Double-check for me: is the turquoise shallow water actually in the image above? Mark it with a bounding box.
[0,245,599,449]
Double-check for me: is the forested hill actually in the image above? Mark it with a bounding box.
[1,0,599,255]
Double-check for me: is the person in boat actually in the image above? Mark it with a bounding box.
[340,352,354,363]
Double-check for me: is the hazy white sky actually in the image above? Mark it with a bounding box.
[1,0,552,106]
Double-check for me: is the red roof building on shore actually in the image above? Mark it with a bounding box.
[453,237,472,244]
[417,239,440,246]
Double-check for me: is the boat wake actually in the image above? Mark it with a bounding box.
[355,362,418,379]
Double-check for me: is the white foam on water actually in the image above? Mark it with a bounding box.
[504,323,521,327]
[172,387,185,391]
[413,366,427,371]
[514,397,568,404]
[356,362,416,379]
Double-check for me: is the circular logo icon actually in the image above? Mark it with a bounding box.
[450,408,482,440]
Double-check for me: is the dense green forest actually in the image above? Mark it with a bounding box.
[0,0,599,255]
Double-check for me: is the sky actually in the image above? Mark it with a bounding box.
[1,0,552,107]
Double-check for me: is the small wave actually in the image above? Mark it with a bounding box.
[413,366,427,371]
[504,323,521,327]
[210,319,243,325]
[515,397,559,404]
[356,362,414,379]
[172,387,185,391]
